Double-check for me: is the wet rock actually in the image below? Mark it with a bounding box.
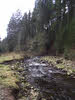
[10,57,75,100]
[56,59,63,64]
[11,66,15,70]
[17,67,24,72]
[25,57,75,100]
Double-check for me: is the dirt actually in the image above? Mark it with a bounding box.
[0,85,15,100]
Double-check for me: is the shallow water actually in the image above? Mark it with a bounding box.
[25,57,75,100]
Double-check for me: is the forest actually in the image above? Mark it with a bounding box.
[0,0,75,100]
[0,0,75,59]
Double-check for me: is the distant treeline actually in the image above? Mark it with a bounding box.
[0,0,75,57]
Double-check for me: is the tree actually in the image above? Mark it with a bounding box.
[7,10,22,51]
[2,0,75,55]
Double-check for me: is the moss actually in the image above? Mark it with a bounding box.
[56,64,65,69]
[0,64,19,89]
[41,56,75,75]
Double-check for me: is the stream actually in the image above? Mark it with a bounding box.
[23,57,75,100]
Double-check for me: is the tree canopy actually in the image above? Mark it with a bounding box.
[0,0,75,57]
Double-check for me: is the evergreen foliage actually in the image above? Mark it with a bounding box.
[0,0,75,56]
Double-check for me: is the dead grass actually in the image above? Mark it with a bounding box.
[0,52,24,63]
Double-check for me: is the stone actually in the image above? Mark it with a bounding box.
[56,59,63,64]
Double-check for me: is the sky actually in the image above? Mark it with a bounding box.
[0,0,35,40]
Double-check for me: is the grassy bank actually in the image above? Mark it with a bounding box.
[41,56,75,75]
[0,52,24,63]
[0,64,19,88]
[0,52,38,100]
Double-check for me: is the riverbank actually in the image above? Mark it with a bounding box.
[41,56,75,76]
[0,53,75,100]
[0,53,40,100]
[0,53,24,100]
[0,64,19,100]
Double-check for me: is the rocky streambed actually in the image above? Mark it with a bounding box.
[11,57,75,100]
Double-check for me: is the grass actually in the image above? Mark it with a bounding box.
[0,52,24,63]
[0,64,19,88]
[41,56,75,75]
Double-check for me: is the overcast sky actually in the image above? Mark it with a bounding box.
[0,0,35,40]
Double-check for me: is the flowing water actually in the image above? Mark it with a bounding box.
[24,57,75,100]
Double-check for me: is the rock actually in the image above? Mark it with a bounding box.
[30,89,39,100]
[18,67,24,72]
[11,66,15,70]
[31,87,34,89]
[21,82,25,88]
[56,59,63,64]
